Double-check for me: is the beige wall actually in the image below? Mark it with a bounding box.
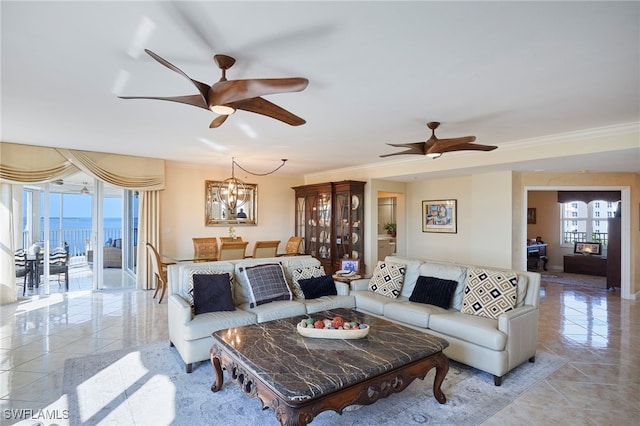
[527,190,563,268]
[160,161,304,258]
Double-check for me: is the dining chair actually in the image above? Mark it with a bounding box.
[281,236,304,256]
[218,241,249,260]
[192,237,218,262]
[145,241,175,303]
[219,236,243,243]
[251,240,280,258]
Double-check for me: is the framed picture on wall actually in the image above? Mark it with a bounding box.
[527,208,536,224]
[422,199,457,233]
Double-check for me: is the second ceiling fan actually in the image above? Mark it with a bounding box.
[119,49,309,128]
[380,122,497,158]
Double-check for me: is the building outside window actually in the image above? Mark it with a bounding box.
[560,200,616,246]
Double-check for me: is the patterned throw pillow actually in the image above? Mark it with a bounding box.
[461,269,518,319]
[240,263,292,308]
[368,261,406,299]
[291,265,326,299]
[185,269,233,306]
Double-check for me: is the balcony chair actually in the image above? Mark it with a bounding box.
[145,241,174,303]
[14,249,29,296]
[48,245,70,291]
[251,240,280,258]
[218,241,249,260]
[192,237,218,262]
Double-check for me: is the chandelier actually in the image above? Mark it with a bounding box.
[216,157,287,213]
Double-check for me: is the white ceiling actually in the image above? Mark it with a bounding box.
[2,1,639,180]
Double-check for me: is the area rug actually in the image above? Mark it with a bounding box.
[62,341,566,426]
[540,271,607,289]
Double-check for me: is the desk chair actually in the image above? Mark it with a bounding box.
[145,242,175,303]
[252,240,280,258]
[281,236,304,256]
[192,237,218,262]
[218,241,249,260]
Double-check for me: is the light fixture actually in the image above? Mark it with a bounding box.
[426,152,442,159]
[80,182,90,195]
[216,157,287,213]
[209,105,235,115]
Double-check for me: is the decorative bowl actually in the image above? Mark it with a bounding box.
[296,323,369,339]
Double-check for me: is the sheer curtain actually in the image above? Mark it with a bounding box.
[0,142,165,304]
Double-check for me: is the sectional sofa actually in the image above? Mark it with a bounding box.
[167,255,355,373]
[167,254,540,386]
[351,255,540,386]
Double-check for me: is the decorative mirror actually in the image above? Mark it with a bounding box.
[205,180,257,226]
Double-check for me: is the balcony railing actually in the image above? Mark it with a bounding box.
[33,227,122,256]
[563,232,608,246]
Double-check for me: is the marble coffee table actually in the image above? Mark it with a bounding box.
[210,308,449,426]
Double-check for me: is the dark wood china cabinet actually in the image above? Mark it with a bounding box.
[293,181,365,274]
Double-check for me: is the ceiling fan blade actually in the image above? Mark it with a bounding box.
[143,49,210,101]
[379,142,427,157]
[431,136,477,152]
[208,78,309,108]
[440,143,498,153]
[230,97,306,126]
[118,94,208,110]
[209,115,229,128]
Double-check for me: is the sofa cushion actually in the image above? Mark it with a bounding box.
[383,299,445,329]
[291,265,326,299]
[461,269,518,319]
[418,261,468,310]
[409,276,458,309]
[240,263,292,308]
[192,273,235,315]
[184,309,257,341]
[352,290,396,316]
[304,295,356,314]
[428,311,507,351]
[238,300,307,323]
[368,261,406,299]
[298,275,337,299]
[385,256,424,298]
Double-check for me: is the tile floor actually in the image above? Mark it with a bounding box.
[0,276,638,425]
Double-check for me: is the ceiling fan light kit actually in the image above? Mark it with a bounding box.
[380,121,498,159]
[119,49,308,128]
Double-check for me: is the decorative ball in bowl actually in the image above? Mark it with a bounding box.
[296,315,369,339]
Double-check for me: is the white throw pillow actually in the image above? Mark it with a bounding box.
[368,261,406,299]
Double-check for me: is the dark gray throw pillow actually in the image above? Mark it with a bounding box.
[192,273,235,315]
[298,275,337,299]
[409,276,459,309]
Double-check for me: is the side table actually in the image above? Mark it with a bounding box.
[332,274,362,284]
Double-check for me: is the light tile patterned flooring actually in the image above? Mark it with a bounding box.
[1,276,638,425]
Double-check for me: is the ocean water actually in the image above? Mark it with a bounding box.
[34,217,124,255]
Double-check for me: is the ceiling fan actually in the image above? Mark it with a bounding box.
[119,49,309,128]
[380,122,497,158]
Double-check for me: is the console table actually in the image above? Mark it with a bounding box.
[563,254,607,277]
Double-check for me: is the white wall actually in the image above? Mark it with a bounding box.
[161,162,304,258]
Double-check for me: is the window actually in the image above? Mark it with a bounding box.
[560,200,616,246]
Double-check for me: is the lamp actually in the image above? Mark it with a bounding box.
[216,157,287,214]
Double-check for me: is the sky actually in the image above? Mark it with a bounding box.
[39,193,122,218]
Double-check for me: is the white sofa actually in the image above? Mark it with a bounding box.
[167,255,355,372]
[350,256,540,386]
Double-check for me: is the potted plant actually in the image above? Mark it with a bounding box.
[383,222,397,237]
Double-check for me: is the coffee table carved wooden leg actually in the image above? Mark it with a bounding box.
[432,352,449,404]
[210,346,224,392]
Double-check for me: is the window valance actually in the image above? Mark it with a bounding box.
[0,142,164,190]
[557,190,621,204]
